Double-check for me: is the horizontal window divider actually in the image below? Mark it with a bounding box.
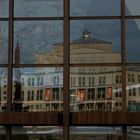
[126,63,140,66]
[0,112,63,125]
[70,16,122,20]
[71,112,140,125]
[70,63,123,67]
[13,64,64,67]
[0,18,9,21]
[126,16,140,19]
[0,64,8,67]
[13,17,64,21]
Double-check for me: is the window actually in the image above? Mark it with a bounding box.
[28,78,31,86]
[1,1,140,140]
[32,78,34,86]
[87,89,95,100]
[128,74,131,81]
[27,91,30,101]
[133,88,136,96]
[129,89,132,96]
[131,74,135,82]
[78,77,82,86]
[82,77,85,86]
[21,78,24,86]
[99,77,102,85]
[138,75,140,83]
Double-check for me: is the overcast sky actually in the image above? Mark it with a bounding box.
[126,0,140,14]
[126,0,140,29]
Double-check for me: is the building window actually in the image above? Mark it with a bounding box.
[138,75,140,83]
[28,78,31,86]
[87,89,95,100]
[89,77,91,86]
[32,78,34,86]
[133,88,136,96]
[103,76,106,84]
[128,74,131,82]
[27,91,31,101]
[131,74,135,82]
[82,77,85,86]
[78,77,82,86]
[37,90,39,100]
[21,91,24,101]
[99,77,102,85]
[21,78,24,86]
[129,89,132,96]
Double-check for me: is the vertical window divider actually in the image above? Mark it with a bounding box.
[6,0,14,138]
[8,0,14,112]
[63,0,70,140]
[121,0,127,140]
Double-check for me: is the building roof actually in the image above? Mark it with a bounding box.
[71,31,112,45]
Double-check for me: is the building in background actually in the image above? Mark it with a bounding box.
[0,31,140,112]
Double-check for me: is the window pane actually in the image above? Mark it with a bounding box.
[128,126,140,140]
[70,0,120,16]
[0,22,8,64]
[70,126,122,140]
[70,20,121,64]
[0,68,7,112]
[14,21,63,64]
[12,126,63,140]
[70,67,122,112]
[126,19,140,62]
[0,126,6,140]
[127,66,140,112]
[0,0,8,17]
[13,67,63,112]
[126,0,140,15]
[14,0,63,17]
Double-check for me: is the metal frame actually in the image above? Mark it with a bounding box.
[0,0,139,139]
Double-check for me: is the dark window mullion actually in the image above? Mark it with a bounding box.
[7,0,14,112]
[6,0,14,139]
[63,0,70,140]
[121,1,127,140]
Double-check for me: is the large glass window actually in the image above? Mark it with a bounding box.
[12,67,63,112]
[12,126,63,140]
[70,0,120,16]
[70,126,122,140]
[0,22,8,64]
[14,21,63,64]
[1,0,140,140]
[70,20,121,64]
[0,0,8,17]
[70,66,122,112]
[14,0,63,17]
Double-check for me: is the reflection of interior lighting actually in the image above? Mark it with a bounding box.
[71,94,76,97]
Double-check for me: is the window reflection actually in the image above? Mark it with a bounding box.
[0,23,8,64]
[70,21,121,64]
[70,126,122,140]
[12,126,63,140]
[14,0,63,17]
[70,0,120,16]
[0,68,7,112]
[0,126,6,140]
[12,68,63,112]
[0,0,8,17]
[70,67,122,112]
[126,19,140,62]
[127,67,140,112]
[14,21,63,64]
[128,126,140,140]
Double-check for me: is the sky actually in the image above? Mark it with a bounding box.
[126,0,140,29]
